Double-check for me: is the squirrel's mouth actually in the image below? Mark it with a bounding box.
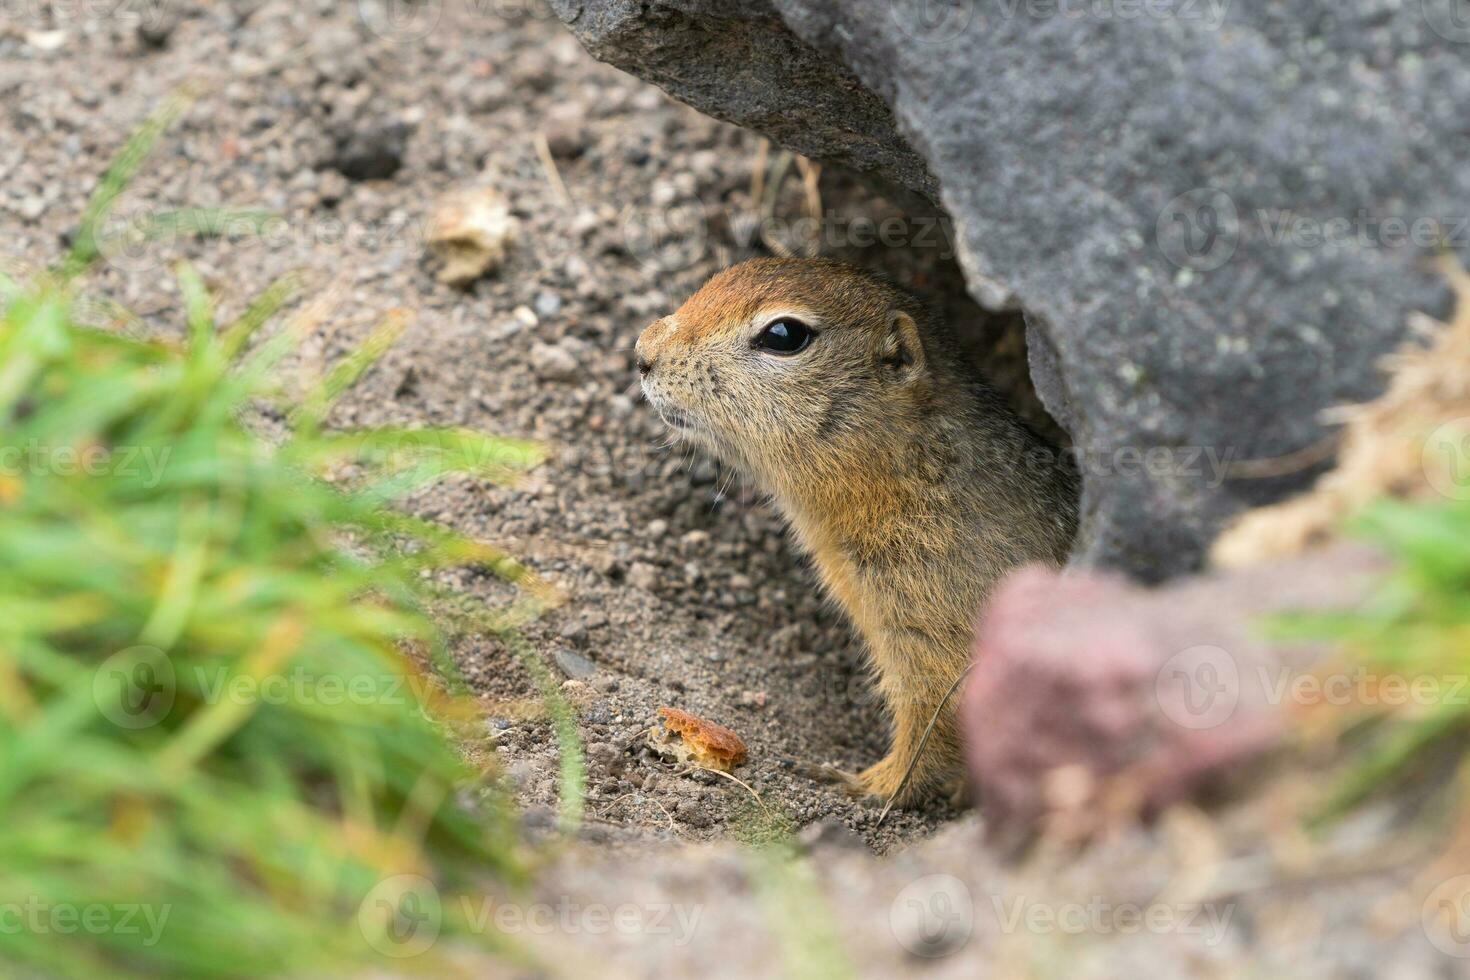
[657,406,697,432]
[642,382,701,435]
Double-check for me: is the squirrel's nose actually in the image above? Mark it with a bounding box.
[636,354,654,377]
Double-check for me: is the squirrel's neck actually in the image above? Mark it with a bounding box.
[764,382,980,565]
[758,373,1072,577]
[748,371,1077,684]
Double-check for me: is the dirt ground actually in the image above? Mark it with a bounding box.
[0,0,1044,850]
[10,7,1468,976]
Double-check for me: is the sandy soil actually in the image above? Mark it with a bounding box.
[0,0,1049,850]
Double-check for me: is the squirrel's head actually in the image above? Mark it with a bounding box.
[636,258,941,487]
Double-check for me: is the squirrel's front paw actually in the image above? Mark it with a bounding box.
[800,759,911,804]
[804,763,867,797]
[788,760,867,795]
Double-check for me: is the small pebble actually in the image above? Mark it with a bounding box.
[553,647,596,679]
[530,342,579,382]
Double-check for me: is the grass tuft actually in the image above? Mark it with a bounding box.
[0,101,551,977]
[1278,495,1470,820]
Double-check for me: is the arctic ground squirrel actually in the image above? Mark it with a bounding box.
[636,258,1079,805]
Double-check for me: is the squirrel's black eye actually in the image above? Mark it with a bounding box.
[753,318,813,355]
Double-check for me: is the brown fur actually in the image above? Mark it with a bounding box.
[637,258,1079,804]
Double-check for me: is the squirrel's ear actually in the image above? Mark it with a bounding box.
[878,310,925,381]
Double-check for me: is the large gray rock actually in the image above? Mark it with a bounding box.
[551,0,1467,580]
